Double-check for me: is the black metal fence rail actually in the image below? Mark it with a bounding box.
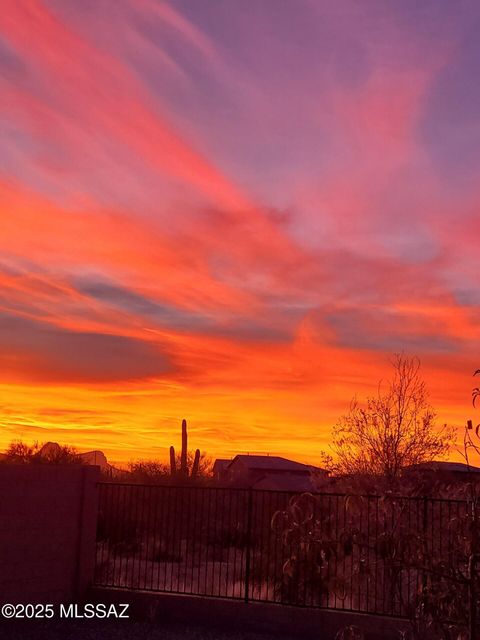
[94,483,473,621]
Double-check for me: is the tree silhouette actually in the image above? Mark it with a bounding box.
[2,440,80,464]
[323,355,454,480]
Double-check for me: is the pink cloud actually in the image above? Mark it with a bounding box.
[0,0,247,210]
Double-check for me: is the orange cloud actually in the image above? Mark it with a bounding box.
[0,0,478,466]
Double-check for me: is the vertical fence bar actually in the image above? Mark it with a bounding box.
[244,487,253,603]
[422,495,428,611]
[468,553,476,640]
[150,485,159,590]
[93,483,471,627]
[156,486,166,591]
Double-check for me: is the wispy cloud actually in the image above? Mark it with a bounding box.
[0,0,478,462]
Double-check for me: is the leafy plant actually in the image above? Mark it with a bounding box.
[273,490,475,638]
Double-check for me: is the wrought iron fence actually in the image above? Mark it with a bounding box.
[94,483,478,628]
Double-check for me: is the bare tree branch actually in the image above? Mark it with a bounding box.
[323,355,455,479]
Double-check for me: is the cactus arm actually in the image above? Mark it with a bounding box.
[170,445,176,477]
[191,449,200,479]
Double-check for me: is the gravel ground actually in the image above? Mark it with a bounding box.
[0,621,282,640]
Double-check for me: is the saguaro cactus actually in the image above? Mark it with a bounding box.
[169,418,201,480]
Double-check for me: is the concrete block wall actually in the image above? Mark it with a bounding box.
[0,464,99,604]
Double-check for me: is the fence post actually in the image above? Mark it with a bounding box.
[244,488,253,603]
[73,466,100,599]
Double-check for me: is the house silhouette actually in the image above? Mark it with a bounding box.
[213,454,326,490]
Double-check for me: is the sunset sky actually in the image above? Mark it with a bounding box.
[1,0,480,465]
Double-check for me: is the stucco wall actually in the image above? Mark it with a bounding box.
[0,464,99,604]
